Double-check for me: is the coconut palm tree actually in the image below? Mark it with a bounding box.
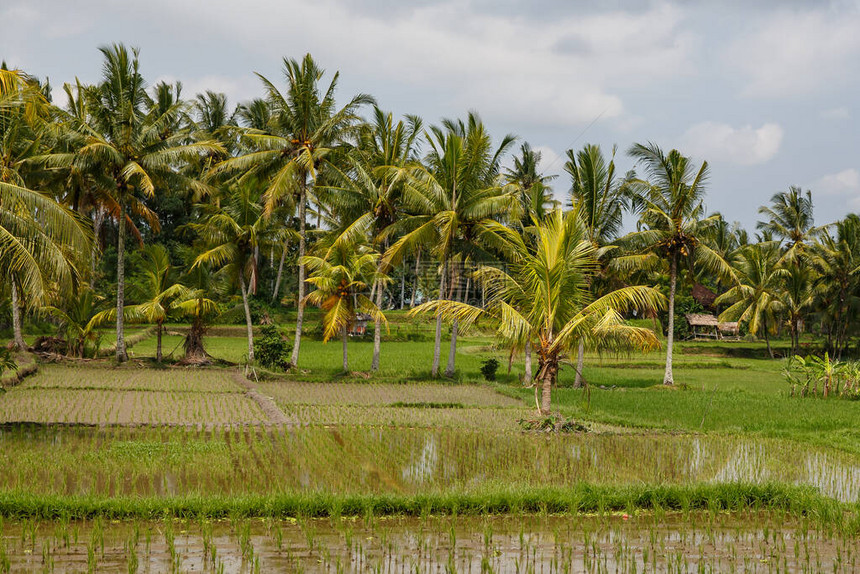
[324,107,423,371]
[504,142,556,226]
[302,236,386,373]
[212,54,373,368]
[777,262,816,356]
[1,68,90,349]
[565,143,628,386]
[715,241,785,358]
[45,44,223,361]
[386,112,517,377]
[412,208,663,414]
[757,186,820,263]
[188,179,272,367]
[617,143,735,385]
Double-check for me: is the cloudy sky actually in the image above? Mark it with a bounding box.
[2,0,858,230]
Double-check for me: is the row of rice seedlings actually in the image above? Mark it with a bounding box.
[0,512,858,572]
[280,404,531,431]
[0,389,268,425]
[21,365,243,394]
[3,427,860,502]
[257,380,522,408]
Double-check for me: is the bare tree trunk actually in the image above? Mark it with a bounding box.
[90,208,104,288]
[272,243,287,303]
[156,322,163,362]
[431,262,446,377]
[410,249,421,307]
[342,325,349,373]
[399,270,406,310]
[239,274,255,364]
[115,204,128,362]
[10,280,26,351]
[573,340,585,388]
[763,316,773,359]
[291,182,307,367]
[523,344,532,384]
[371,277,383,371]
[663,253,677,385]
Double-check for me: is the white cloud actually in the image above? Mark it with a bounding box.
[813,169,860,196]
[725,9,860,98]
[680,122,783,166]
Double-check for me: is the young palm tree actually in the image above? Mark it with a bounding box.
[386,112,517,377]
[90,244,190,361]
[412,209,663,414]
[565,143,628,386]
[47,44,223,361]
[189,179,272,367]
[617,143,735,385]
[213,54,373,368]
[715,241,785,358]
[302,237,386,373]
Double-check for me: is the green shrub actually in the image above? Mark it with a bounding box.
[255,325,293,370]
[480,358,499,381]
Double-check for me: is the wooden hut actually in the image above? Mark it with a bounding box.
[685,313,720,339]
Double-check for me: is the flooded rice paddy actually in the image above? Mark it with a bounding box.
[1,512,857,573]
[1,425,860,502]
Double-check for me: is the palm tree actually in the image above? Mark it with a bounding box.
[504,142,556,226]
[412,209,662,414]
[777,262,816,356]
[302,237,386,373]
[715,241,785,358]
[565,143,628,386]
[189,179,272,367]
[324,107,423,371]
[47,44,223,361]
[213,54,373,368]
[757,186,819,263]
[40,288,104,358]
[386,112,517,377]
[1,68,90,349]
[90,244,190,361]
[617,143,735,385]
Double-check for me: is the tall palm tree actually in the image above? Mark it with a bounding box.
[617,143,735,385]
[189,179,272,367]
[324,107,423,371]
[504,142,555,226]
[565,143,628,386]
[1,68,90,349]
[386,112,517,377]
[303,236,386,373]
[412,209,662,414]
[757,186,819,263]
[213,54,373,368]
[46,44,223,361]
[715,241,785,358]
[777,262,816,356]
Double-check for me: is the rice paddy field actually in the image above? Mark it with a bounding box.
[2,326,860,572]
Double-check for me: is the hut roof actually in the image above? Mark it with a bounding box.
[692,283,717,307]
[685,313,719,327]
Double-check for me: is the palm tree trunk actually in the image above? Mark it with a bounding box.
[431,262,446,377]
[272,243,287,304]
[239,274,255,363]
[342,325,349,373]
[371,277,383,372]
[411,249,421,307]
[763,316,773,359]
[523,344,532,384]
[445,265,461,377]
[663,253,677,385]
[115,204,128,362]
[399,270,406,309]
[573,340,585,388]
[290,181,308,367]
[10,280,26,351]
[540,361,557,415]
[156,322,163,362]
[90,208,104,288]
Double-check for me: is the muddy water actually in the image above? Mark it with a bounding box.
[3,424,860,502]
[0,513,856,573]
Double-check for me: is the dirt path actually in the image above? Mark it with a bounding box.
[231,371,294,425]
